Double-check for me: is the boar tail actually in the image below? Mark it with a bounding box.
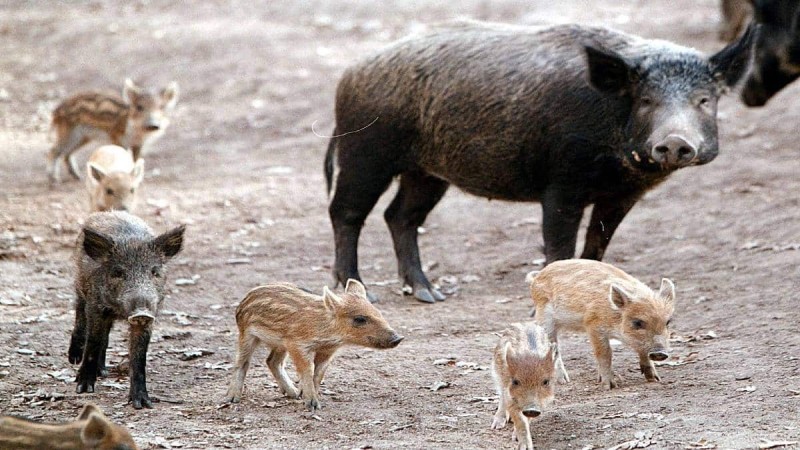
[525,270,540,284]
[324,136,336,195]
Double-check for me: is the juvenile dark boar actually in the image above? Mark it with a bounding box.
[740,0,800,106]
[491,322,556,450]
[0,403,139,450]
[224,279,403,411]
[528,259,675,389]
[68,211,185,409]
[325,22,756,303]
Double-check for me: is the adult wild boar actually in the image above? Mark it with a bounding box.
[325,22,756,303]
[741,0,800,106]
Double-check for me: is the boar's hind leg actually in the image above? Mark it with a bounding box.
[384,172,449,303]
[266,347,300,399]
[129,323,153,409]
[541,187,586,264]
[329,157,395,302]
[580,195,639,261]
[75,312,113,394]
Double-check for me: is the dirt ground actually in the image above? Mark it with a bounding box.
[0,1,798,449]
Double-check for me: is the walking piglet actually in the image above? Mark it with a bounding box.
[491,322,556,450]
[225,279,404,411]
[68,211,185,409]
[86,145,145,213]
[528,259,675,389]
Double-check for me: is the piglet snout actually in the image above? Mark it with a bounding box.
[388,334,404,348]
[522,407,542,418]
[648,350,669,362]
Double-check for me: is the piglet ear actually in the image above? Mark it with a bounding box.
[322,286,342,312]
[88,163,106,185]
[710,24,760,88]
[83,227,114,262]
[77,403,102,421]
[162,82,179,110]
[658,278,676,304]
[585,45,637,95]
[122,78,140,104]
[153,225,185,258]
[608,283,633,310]
[344,278,368,298]
[80,413,111,447]
[500,341,514,366]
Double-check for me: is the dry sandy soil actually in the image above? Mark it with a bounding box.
[0,1,799,449]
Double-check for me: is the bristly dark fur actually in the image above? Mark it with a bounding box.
[68,211,185,410]
[325,21,754,302]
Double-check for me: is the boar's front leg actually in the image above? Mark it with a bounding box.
[68,294,87,364]
[541,187,585,264]
[580,194,640,261]
[75,311,113,394]
[384,172,449,303]
[128,321,153,409]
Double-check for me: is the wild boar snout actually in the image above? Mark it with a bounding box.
[650,134,698,167]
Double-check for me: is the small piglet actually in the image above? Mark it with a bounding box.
[68,211,185,409]
[0,403,139,450]
[528,259,675,389]
[86,145,145,213]
[491,322,556,450]
[225,279,404,411]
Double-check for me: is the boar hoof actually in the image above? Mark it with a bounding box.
[75,380,95,394]
[68,342,83,364]
[413,287,445,303]
[130,393,154,409]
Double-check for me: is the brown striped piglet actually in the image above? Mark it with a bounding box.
[528,259,675,389]
[225,279,404,411]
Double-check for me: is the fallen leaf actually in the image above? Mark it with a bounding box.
[736,385,756,393]
[758,440,799,449]
[426,381,450,392]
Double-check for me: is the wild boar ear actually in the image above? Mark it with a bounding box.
[77,403,102,421]
[608,283,633,309]
[153,225,185,258]
[80,413,111,447]
[83,227,114,262]
[88,163,106,185]
[131,159,145,185]
[658,278,676,304]
[162,82,179,109]
[710,24,760,88]
[344,278,368,298]
[123,78,140,104]
[322,286,343,312]
[585,45,637,95]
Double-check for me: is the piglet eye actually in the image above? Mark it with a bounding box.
[136,104,145,112]
[698,96,710,106]
[352,315,368,326]
[666,319,672,327]
[542,379,549,386]
[106,188,114,196]
[130,188,135,194]
[640,97,653,106]
[632,319,645,330]
[511,379,520,386]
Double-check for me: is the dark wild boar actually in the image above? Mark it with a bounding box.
[325,21,757,303]
[741,0,800,106]
[68,211,185,409]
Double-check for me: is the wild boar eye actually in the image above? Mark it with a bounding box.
[632,319,645,329]
[110,267,125,279]
[698,96,710,107]
[640,96,653,106]
[511,379,520,386]
[106,188,114,196]
[352,315,368,326]
[150,266,162,277]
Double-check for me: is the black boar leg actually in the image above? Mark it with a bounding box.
[329,160,394,301]
[541,188,585,263]
[75,312,113,394]
[580,195,639,261]
[384,172,449,303]
[68,294,87,364]
[129,323,153,409]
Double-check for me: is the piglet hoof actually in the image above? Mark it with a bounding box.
[280,385,301,399]
[641,367,661,382]
[598,374,618,390]
[304,396,321,412]
[557,371,570,384]
[491,415,508,430]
